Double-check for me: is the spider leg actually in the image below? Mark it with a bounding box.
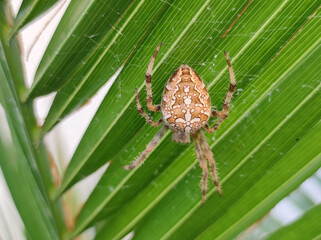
[123,125,169,170]
[198,131,222,196]
[209,52,236,130]
[135,88,163,127]
[193,131,222,201]
[203,123,216,133]
[212,110,220,118]
[146,43,162,112]
[192,131,208,203]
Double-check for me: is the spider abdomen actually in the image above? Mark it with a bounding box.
[161,65,211,133]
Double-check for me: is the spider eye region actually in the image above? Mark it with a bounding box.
[161,65,211,133]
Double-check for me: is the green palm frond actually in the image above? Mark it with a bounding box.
[1,0,321,239]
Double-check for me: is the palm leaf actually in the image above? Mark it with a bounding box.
[48,0,320,238]
[1,0,321,239]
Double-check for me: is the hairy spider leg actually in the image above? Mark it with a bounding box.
[123,125,169,170]
[198,130,222,196]
[135,88,163,127]
[192,130,222,203]
[146,43,162,112]
[204,51,236,133]
[192,131,209,203]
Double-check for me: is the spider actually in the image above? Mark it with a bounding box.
[123,43,236,203]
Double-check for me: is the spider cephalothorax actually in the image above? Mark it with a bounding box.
[124,43,236,203]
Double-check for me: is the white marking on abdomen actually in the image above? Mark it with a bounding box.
[185,112,191,121]
[203,110,210,117]
[176,118,185,123]
[191,118,200,123]
[184,97,192,105]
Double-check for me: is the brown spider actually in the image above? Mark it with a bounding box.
[123,43,236,203]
